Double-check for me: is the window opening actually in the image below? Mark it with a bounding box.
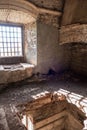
[0,24,23,57]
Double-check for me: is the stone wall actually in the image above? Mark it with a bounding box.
[0,63,34,85]
[36,21,70,74]
[59,24,87,45]
[59,24,87,76]
[24,22,37,65]
[38,13,59,27]
[71,43,87,76]
[61,0,87,26]
[61,0,78,26]
[73,0,87,24]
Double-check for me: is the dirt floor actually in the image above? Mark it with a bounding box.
[0,72,87,130]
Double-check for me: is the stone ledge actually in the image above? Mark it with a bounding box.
[59,24,87,45]
[0,63,34,85]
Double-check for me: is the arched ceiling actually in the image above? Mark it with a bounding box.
[0,0,62,17]
[0,0,38,19]
[0,0,62,24]
[0,9,36,24]
[0,0,37,24]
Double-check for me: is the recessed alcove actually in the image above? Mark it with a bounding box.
[0,1,37,84]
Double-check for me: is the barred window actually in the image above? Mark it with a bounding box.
[0,24,23,57]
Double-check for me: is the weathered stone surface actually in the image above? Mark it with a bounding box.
[70,43,87,76]
[61,0,87,26]
[0,9,35,24]
[36,21,70,74]
[24,22,37,65]
[59,24,87,76]
[27,0,64,11]
[38,13,59,27]
[0,63,34,85]
[0,0,38,18]
[59,24,87,45]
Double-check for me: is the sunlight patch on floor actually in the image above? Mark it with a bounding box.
[21,89,87,130]
[56,89,87,130]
